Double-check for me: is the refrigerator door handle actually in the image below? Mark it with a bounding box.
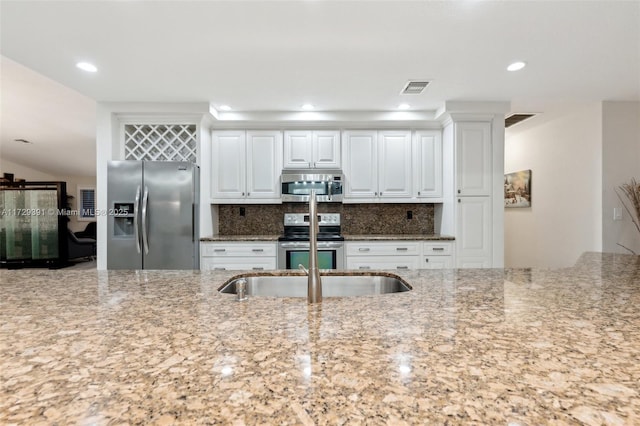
[134,185,141,254]
[142,186,149,255]
[192,203,195,242]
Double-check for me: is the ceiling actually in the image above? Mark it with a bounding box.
[1,0,639,177]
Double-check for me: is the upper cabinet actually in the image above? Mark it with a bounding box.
[413,130,443,199]
[377,130,413,198]
[283,130,341,169]
[342,130,413,202]
[456,122,492,196]
[211,130,282,203]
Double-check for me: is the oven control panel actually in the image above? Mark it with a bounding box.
[284,213,341,226]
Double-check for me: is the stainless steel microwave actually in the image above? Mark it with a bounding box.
[280,170,343,202]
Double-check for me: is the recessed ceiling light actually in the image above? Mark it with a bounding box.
[219,105,232,111]
[507,61,526,72]
[76,62,98,73]
[398,103,411,110]
[301,104,314,111]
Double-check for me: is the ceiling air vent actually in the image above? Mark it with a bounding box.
[505,113,536,128]
[401,80,430,95]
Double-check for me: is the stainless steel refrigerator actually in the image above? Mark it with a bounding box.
[107,161,199,269]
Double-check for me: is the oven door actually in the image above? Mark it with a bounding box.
[278,241,344,270]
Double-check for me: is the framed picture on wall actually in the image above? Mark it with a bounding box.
[504,170,531,208]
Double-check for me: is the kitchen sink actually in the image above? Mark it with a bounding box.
[218,273,412,298]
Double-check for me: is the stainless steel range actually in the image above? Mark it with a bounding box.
[277,213,344,270]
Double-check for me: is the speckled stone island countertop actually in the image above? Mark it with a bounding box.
[1,252,639,425]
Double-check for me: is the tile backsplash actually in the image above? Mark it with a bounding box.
[218,203,435,235]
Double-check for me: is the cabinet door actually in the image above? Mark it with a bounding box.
[211,131,246,200]
[456,122,492,196]
[342,130,378,199]
[346,256,420,271]
[456,197,492,267]
[378,130,412,199]
[283,131,312,169]
[414,130,443,198]
[313,130,341,168]
[246,131,283,200]
[423,256,453,269]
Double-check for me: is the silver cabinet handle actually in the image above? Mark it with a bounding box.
[142,186,149,255]
[214,248,226,252]
[432,247,445,251]
[397,266,409,270]
[359,266,371,270]
[247,192,250,196]
[252,248,264,252]
[396,247,408,251]
[418,191,421,195]
[214,267,226,270]
[425,258,429,263]
[358,247,371,252]
[252,267,264,270]
[458,189,461,194]
[134,185,141,254]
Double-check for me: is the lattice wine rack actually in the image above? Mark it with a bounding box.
[124,124,197,162]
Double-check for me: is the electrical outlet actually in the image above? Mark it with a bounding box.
[239,207,246,217]
[407,210,413,220]
[613,207,622,221]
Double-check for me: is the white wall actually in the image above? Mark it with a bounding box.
[602,101,640,254]
[0,158,96,232]
[1,158,56,181]
[504,102,603,268]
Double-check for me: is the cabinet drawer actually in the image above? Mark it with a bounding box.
[422,256,453,269]
[201,257,276,271]
[201,242,276,257]
[346,241,420,256]
[346,256,420,270]
[422,242,453,256]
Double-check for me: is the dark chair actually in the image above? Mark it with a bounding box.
[74,221,96,239]
[67,228,96,260]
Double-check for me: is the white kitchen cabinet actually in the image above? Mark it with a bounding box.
[346,241,420,270]
[211,130,282,203]
[342,130,378,198]
[456,197,492,268]
[452,121,493,268]
[413,130,443,199]
[456,122,492,196]
[346,240,454,270]
[211,130,246,199]
[200,241,277,271]
[377,131,413,198]
[422,242,455,269]
[283,130,341,169]
[342,130,412,202]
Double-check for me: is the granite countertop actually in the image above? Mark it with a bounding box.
[1,252,639,424]
[343,234,455,241]
[200,235,280,241]
[201,234,455,242]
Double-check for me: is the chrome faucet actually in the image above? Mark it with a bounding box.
[306,190,322,303]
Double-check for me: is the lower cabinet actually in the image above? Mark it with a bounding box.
[422,242,455,269]
[346,241,454,270]
[200,242,277,271]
